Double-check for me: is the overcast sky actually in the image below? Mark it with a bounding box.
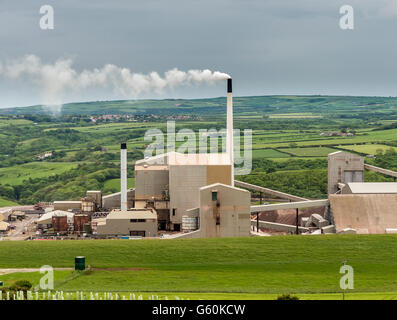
[1,0,397,108]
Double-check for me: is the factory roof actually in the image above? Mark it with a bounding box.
[37,210,75,224]
[136,152,231,167]
[53,201,82,204]
[347,182,397,194]
[200,182,250,193]
[107,209,157,220]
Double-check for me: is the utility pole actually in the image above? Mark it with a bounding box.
[257,212,259,232]
[296,208,299,235]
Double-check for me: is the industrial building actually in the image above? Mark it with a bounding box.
[85,78,252,238]
[96,209,158,237]
[37,78,397,239]
[134,152,232,231]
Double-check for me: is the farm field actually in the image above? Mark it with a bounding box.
[0,95,397,204]
[337,144,397,155]
[251,149,290,159]
[0,162,79,186]
[278,147,337,157]
[268,113,322,119]
[103,178,135,194]
[1,235,397,298]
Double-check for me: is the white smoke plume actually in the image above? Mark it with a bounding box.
[0,54,230,113]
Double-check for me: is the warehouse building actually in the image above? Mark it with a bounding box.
[97,209,157,237]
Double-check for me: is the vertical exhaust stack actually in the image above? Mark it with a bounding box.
[120,142,128,211]
[226,78,234,186]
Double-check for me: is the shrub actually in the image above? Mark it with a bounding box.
[276,294,299,300]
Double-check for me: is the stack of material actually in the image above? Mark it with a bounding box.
[0,221,10,232]
[305,214,329,228]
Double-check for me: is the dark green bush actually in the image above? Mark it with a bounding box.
[276,294,299,300]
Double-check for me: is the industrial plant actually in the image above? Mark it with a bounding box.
[2,78,397,240]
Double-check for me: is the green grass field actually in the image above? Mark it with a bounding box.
[0,197,18,206]
[338,144,397,155]
[103,178,135,194]
[251,149,290,159]
[1,235,397,299]
[0,162,79,185]
[278,147,337,157]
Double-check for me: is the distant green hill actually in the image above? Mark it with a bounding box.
[1,95,397,118]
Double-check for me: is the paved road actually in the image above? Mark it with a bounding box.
[8,214,37,237]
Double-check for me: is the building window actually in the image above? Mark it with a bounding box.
[130,230,145,237]
[212,191,218,201]
[172,208,176,216]
[130,219,146,223]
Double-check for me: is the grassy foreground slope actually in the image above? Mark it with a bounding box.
[1,235,397,295]
[0,197,18,206]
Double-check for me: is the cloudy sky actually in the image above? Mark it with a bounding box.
[1,0,397,108]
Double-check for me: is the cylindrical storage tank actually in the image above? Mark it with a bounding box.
[75,256,85,271]
[52,215,68,232]
[182,216,198,232]
[74,214,90,232]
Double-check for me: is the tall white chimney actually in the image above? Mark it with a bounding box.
[120,142,128,211]
[226,78,234,186]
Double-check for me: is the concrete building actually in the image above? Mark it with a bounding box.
[86,190,102,209]
[328,151,364,195]
[135,152,232,231]
[330,194,397,234]
[97,209,157,237]
[102,189,135,210]
[327,150,397,234]
[53,201,82,212]
[168,183,251,238]
[198,183,251,237]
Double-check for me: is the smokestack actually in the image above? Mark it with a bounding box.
[120,142,128,211]
[226,78,234,186]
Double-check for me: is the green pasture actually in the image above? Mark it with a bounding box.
[337,144,397,155]
[0,162,79,185]
[279,147,337,157]
[1,235,397,298]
